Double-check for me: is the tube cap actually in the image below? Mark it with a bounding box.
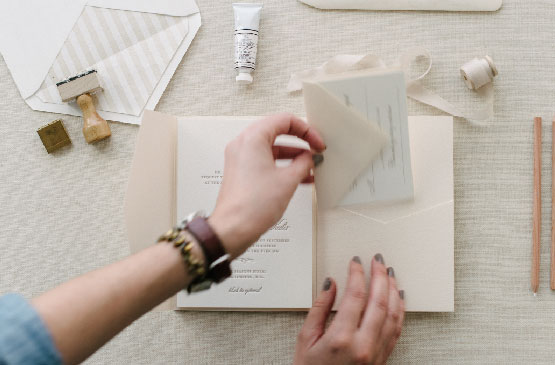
[236,72,253,84]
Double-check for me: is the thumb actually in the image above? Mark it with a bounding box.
[284,150,313,185]
[298,278,336,348]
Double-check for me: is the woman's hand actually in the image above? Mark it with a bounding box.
[208,113,326,259]
[294,254,405,365]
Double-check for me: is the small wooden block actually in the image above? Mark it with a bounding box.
[37,119,71,153]
[57,71,102,102]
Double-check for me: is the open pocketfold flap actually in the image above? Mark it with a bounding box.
[124,110,177,310]
[125,110,177,254]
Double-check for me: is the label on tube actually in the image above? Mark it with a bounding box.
[233,3,263,84]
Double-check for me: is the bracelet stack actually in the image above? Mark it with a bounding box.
[157,212,232,293]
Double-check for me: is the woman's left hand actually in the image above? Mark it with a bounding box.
[294,254,405,365]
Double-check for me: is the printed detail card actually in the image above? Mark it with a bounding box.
[318,70,413,206]
[175,117,313,309]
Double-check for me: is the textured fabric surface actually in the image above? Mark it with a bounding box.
[0,0,553,363]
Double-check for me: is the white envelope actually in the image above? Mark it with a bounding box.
[0,1,201,124]
[299,0,502,11]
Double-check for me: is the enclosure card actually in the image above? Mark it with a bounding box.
[318,70,413,206]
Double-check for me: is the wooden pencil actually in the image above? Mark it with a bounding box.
[551,119,555,290]
[533,117,542,294]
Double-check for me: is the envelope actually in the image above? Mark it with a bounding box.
[317,116,454,312]
[299,0,502,11]
[0,1,201,124]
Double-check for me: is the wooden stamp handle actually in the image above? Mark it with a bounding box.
[77,94,111,144]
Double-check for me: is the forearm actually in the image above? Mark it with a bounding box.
[26,114,324,364]
[31,242,201,364]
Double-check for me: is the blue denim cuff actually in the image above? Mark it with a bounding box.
[0,293,62,365]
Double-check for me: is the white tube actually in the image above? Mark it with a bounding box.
[233,3,263,84]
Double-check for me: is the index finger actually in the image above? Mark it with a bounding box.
[254,113,326,152]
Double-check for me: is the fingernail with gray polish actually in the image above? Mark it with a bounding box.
[352,256,361,264]
[323,277,332,291]
[387,267,395,278]
[312,154,324,167]
[399,290,405,300]
[374,253,384,264]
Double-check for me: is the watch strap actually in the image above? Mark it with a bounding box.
[186,216,231,283]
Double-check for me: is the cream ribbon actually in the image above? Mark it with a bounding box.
[287,47,497,122]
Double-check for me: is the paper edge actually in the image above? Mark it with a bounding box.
[299,0,501,11]
[86,0,200,17]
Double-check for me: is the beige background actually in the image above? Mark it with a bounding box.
[0,0,553,363]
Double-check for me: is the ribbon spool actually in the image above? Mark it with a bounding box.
[460,56,498,90]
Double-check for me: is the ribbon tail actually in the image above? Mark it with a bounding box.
[286,54,387,93]
[406,81,493,123]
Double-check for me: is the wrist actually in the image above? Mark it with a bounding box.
[153,241,205,290]
[207,213,247,260]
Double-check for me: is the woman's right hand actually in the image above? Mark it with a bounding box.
[208,113,325,260]
[294,254,405,365]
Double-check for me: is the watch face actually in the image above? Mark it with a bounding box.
[179,211,207,229]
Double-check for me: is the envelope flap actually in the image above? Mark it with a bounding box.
[0,0,199,100]
[87,0,199,17]
[125,110,177,254]
[303,81,388,209]
[0,0,87,99]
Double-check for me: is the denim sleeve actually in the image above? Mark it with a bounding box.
[0,293,62,365]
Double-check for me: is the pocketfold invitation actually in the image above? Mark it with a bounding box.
[125,111,454,312]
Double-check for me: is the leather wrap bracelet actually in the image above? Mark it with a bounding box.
[186,217,232,283]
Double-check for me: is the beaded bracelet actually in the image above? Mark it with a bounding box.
[157,226,207,292]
